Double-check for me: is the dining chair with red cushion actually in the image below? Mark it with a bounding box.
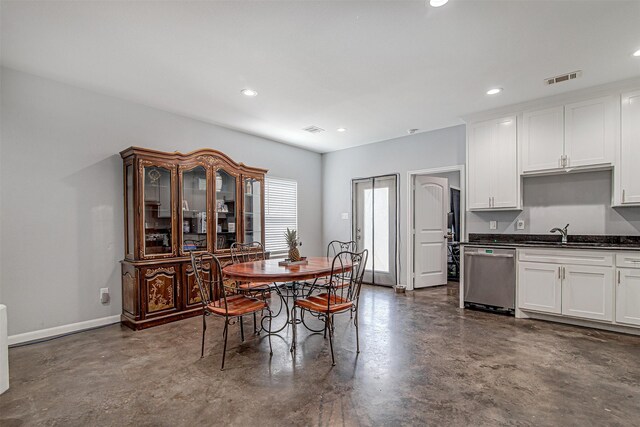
[190,251,273,370]
[292,249,368,366]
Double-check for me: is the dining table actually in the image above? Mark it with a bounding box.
[222,256,352,344]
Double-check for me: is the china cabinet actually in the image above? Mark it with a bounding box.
[120,147,266,329]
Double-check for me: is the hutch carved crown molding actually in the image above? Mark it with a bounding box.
[119,146,267,330]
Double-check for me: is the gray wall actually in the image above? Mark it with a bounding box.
[322,125,466,286]
[322,124,640,287]
[0,68,323,336]
[467,171,640,235]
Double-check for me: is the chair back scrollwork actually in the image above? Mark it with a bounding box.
[190,252,228,312]
[327,250,368,307]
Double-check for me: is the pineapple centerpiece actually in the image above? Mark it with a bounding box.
[285,228,302,262]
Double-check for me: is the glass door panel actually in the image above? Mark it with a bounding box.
[143,166,173,256]
[215,169,237,250]
[353,175,397,286]
[181,166,208,252]
[243,178,262,244]
[126,164,134,257]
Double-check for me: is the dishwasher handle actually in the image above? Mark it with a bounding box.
[465,252,514,258]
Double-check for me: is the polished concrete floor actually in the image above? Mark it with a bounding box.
[1,285,639,426]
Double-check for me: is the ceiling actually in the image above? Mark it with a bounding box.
[2,1,639,153]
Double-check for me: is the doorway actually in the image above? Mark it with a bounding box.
[407,166,465,290]
[352,174,398,286]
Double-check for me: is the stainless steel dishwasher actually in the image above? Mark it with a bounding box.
[464,247,516,314]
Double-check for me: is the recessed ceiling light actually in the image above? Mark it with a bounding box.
[633,49,640,57]
[337,127,347,132]
[240,88,258,97]
[429,0,449,7]
[486,88,503,95]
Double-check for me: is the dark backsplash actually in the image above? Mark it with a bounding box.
[468,233,640,247]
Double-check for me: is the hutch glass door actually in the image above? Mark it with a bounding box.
[215,169,237,250]
[143,166,173,256]
[181,166,208,252]
[243,177,262,244]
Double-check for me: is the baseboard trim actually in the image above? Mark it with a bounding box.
[8,315,121,346]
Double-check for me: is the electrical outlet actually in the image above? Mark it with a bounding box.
[516,219,525,230]
[489,221,497,230]
[341,212,349,220]
[100,288,110,304]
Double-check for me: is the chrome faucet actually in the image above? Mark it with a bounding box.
[550,224,570,244]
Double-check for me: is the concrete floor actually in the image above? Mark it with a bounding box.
[1,285,639,426]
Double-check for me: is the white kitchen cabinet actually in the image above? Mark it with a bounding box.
[616,268,640,327]
[562,265,614,321]
[521,106,564,172]
[564,96,616,168]
[517,249,615,322]
[518,261,562,314]
[467,116,519,210]
[520,96,617,174]
[467,120,493,210]
[616,90,640,205]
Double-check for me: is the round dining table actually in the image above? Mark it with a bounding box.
[222,256,349,283]
[222,257,352,340]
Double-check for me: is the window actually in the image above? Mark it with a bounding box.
[265,177,298,256]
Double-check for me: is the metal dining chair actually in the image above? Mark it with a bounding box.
[230,242,280,335]
[190,251,272,370]
[291,249,368,366]
[304,240,357,292]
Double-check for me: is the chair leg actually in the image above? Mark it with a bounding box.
[221,318,229,371]
[268,308,273,356]
[327,314,335,366]
[253,312,258,334]
[201,314,207,359]
[323,315,328,339]
[355,308,360,354]
[239,316,244,341]
[290,306,297,352]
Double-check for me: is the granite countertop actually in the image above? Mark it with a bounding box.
[461,234,640,251]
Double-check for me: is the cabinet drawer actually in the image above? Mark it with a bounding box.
[616,252,640,269]
[518,248,613,267]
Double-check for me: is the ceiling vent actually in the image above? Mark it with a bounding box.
[545,70,582,86]
[302,125,325,134]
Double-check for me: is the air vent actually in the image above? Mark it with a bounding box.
[302,125,325,134]
[545,70,582,86]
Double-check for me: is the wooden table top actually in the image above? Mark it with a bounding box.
[222,257,350,282]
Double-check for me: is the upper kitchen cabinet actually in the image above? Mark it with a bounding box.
[564,96,617,168]
[521,106,564,172]
[614,90,640,206]
[521,96,617,174]
[467,116,520,211]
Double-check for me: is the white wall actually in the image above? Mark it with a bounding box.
[0,68,323,336]
[467,171,640,235]
[322,125,466,286]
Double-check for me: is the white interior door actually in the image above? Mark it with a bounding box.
[413,176,448,288]
[353,175,397,286]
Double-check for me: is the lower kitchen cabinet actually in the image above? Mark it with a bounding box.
[518,262,562,314]
[562,265,614,321]
[616,268,640,326]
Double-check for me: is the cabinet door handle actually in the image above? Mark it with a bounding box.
[558,267,561,279]
[562,266,566,280]
[622,189,626,203]
[618,270,621,284]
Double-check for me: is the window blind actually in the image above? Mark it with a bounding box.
[265,177,298,256]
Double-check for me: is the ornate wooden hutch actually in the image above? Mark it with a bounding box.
[120,147,266,330]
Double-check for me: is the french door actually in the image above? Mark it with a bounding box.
[352,175,398,286]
